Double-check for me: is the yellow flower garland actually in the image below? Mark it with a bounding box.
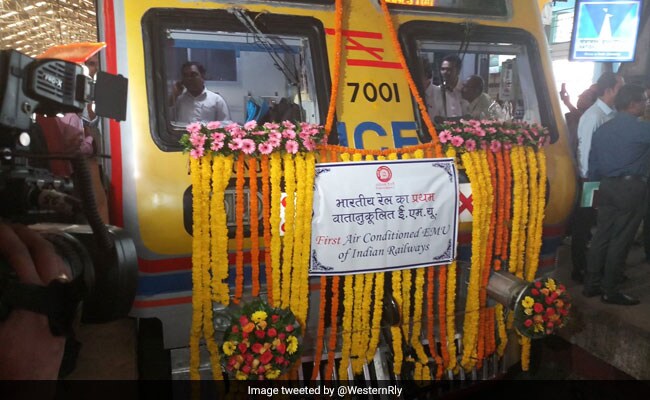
[446,260,458,373]
[411,268,430,380]
[281,153,296,308]
[509,147,524,277]
[299,152,316,326]
[367,272,384,362]
[401,269,412,344]
[460,151,483,371]
[189,157,203,380]
[339,275,355,379]
[269,153,282,308]
[290,153,305,320]
[391,269,404,375]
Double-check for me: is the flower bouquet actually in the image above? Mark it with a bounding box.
[221,299,302,380]
[514,277,571,339]
[180,120,326,159]
[437,118,551,155]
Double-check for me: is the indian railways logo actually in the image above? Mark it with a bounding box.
[376,166,392,183]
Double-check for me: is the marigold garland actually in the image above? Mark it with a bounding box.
[311,276,327,380]
[325,276,340,379]
[502,148,513,263]
[426,267,443,379]
[249,157,260,297]
[299,153,316,324]
[234,156,245,304]
[411,268,430,380]
[210,155,232,304]
[290,153,305,317]
[189,157,203,379]
[269,153,282,307]
[325,0,343,134]
[401,269,412,344]
[281,153,296,309]
[391,271,404,375]
[261,156,273,305]
[524,147,539,281]
[339,275,355,379]
[496,303,508,357]
[445,261,458,374]
[367,273,384,362]
[509,147,524,276]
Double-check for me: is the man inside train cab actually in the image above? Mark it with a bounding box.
[425,54,467,120]
[461,75,503,120]
[169,61,231,124]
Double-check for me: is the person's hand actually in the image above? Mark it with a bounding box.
[0,224,71,380]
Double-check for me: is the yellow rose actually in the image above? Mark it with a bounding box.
[521,296,534,308]
[222,341,236,356]
[266,369,281,379]
[236,371,248,380]
[287,335,298,355]
[252,311,268,324]
[524,307,533,315]
[257,320,268,330]
[545,278,557,291]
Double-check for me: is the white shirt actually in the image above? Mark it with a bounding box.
[425,80,467,119]
[466,92,498,119]
[174,88,230,123]
[576,98,615,178]
[578,99,615,178]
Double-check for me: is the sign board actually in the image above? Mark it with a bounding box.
[309,158,458,276]
[570,0,642,62]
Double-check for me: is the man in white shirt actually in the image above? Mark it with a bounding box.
[571,72,624,285]
[170,61,231,124]
[425,54,467,119]
[461,75,503,120]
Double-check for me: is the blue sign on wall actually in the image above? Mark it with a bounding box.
[569,0,642,62]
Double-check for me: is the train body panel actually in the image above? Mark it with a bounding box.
[96,0,576,354]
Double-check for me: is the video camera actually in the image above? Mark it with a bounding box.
[0,49,136,326]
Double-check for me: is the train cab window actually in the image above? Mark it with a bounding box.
[142,9,330,151]
[402,23,558,142]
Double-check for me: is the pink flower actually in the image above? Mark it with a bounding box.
[229,137,243,151]
[210,141,224,151]
[186,122,202,134]
[241,139,256,155]
[524,319,533,327]
[263,122,280,130]
[244,120,258,130]
[503,142,513,150]
[302,138,315,151]
[450,135,464,147]
[190,148,204,159]
[269,131,282,140]
[282,121,295,129]
[464,139,476,152]
[285,140,299,154]
[267,136,281,147]
[439,130,452,143]
[189,132,206,148]
[489,140,502,153]
[517,136,525,145]
[258,142,274,155]
[211,132,225,142]
[282,129,296,139]
[206,121,222,130]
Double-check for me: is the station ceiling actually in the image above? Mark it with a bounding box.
[0,0,97,57]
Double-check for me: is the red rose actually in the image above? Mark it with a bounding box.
[559,284,566,291]
[285,324,294,332]
[545,307,555,316]
[255,330,266,339]
[271,314,280,323]
[545,297,554,305]
[245,353,254,364]
[238,343,248,354]
[534,281,542,288]
[228,356,238,366]
[531,288,539,296]
[258,366,266,374]
[550,292,559,300]
[252,343,263,354]
[260,350,274,365]
[231,325,239,333]
[524,319,533,327]
[240,315,249,326]
[275,356,285,364]
[533,303,544,313]
[241,365,251,374]
[242,331,249,339]
[278,333,286,340]
[546,321,555,328]
[276,342,286,354]
[267,328,278,338]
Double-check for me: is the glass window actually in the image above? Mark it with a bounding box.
[402,22,558,142]
[142,9,330,151]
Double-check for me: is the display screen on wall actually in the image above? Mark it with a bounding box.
[569,0,642,62]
